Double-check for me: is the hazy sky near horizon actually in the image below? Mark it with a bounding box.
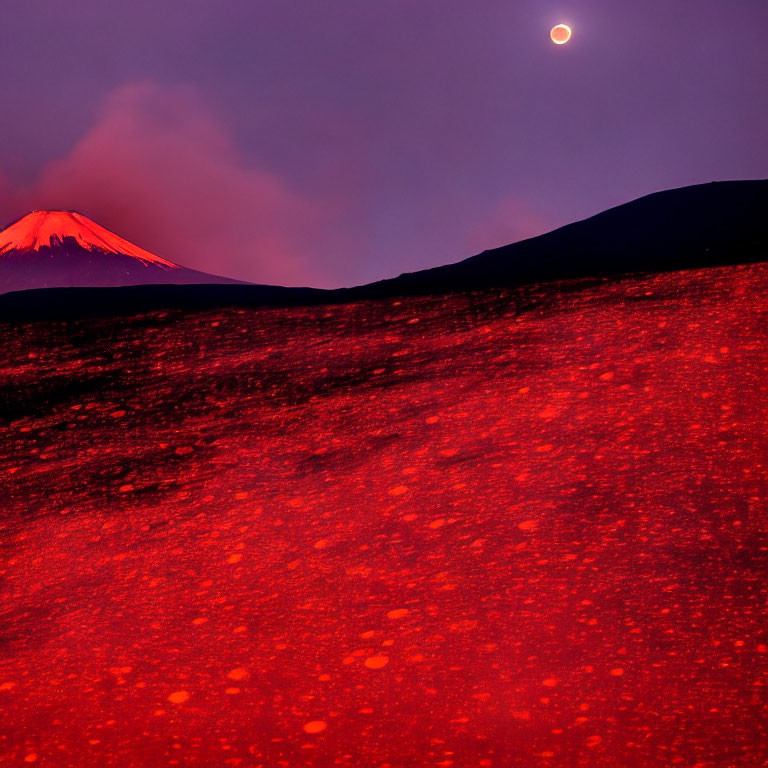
[1,0,766,287]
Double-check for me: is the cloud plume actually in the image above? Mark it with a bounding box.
[2,82,350,286]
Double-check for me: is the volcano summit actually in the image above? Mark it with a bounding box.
[0,210,243,293]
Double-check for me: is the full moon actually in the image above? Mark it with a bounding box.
[550,24,572,45]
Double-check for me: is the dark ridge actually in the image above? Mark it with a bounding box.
[338,179,768,298]
[1,179,766,321]
[0,283,331,322]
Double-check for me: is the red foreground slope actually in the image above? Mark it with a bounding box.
[1,263,767,767]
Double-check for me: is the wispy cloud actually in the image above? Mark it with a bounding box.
[2,82,353,286]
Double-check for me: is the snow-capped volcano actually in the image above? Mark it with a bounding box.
[0,210,179,267]
[0,210,244,294]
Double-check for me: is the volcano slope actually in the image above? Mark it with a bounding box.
[1,261,768,768]
[0,210,244,294]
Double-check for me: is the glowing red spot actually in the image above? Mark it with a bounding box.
[364,655,390,669]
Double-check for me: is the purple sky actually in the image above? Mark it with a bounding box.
[1,0,766,287]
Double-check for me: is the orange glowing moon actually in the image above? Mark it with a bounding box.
[550,24,572,45]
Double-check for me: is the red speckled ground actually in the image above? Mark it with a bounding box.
[1,263,768,767]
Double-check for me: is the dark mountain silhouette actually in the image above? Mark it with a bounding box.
[341,179,768,297]
[1,179,766,320]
